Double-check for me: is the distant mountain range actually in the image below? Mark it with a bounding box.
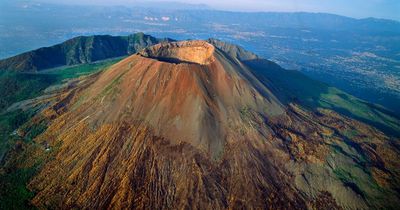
[0,33,173,72]
[1,1,399,59]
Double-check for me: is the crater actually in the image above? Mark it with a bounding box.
[139,40,215,65]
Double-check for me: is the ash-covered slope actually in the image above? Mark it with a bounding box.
[18,40,400,209]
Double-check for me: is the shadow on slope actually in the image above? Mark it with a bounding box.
[244,59,400,137]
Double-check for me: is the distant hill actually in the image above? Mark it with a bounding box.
[0,33,172,72]
[134,0,211,10]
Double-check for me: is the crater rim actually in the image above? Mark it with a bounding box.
[138,40,215,65]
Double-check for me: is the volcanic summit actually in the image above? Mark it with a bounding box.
[12,40,400,209]
[139,41,215,64]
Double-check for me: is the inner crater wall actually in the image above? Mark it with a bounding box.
[139,41,215,65]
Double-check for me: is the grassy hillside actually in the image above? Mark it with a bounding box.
[245,59,400,137]
[0,57,122,111]
[0,72,56,111]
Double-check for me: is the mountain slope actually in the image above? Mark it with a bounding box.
[2,40,397,209]
[0,57,128,209]
[0,33,171,72]
[244,59,400,137]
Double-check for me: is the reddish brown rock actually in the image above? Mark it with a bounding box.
[16,40,399,209]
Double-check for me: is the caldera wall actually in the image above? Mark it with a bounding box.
[139,41,215,65]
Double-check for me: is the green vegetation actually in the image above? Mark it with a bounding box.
[316,88,399,135]
[40,57,122,80]
[25,122,48,141]
[0,58,121,112]
[97,66,129,101]
[0,110,36,159]
[0,71,56,111]
[342,129,360,139]
[239,106,251,119]
[0,161,40,210]
[0,112,48,210]
[100,72,124,96]
[333,166,386,201]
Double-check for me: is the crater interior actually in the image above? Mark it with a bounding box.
[139,40,215,65]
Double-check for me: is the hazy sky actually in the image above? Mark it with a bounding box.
[39,0,400,21]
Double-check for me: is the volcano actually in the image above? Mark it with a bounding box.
[11,40,399,209]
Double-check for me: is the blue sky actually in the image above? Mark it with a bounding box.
[39,0,400,21]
